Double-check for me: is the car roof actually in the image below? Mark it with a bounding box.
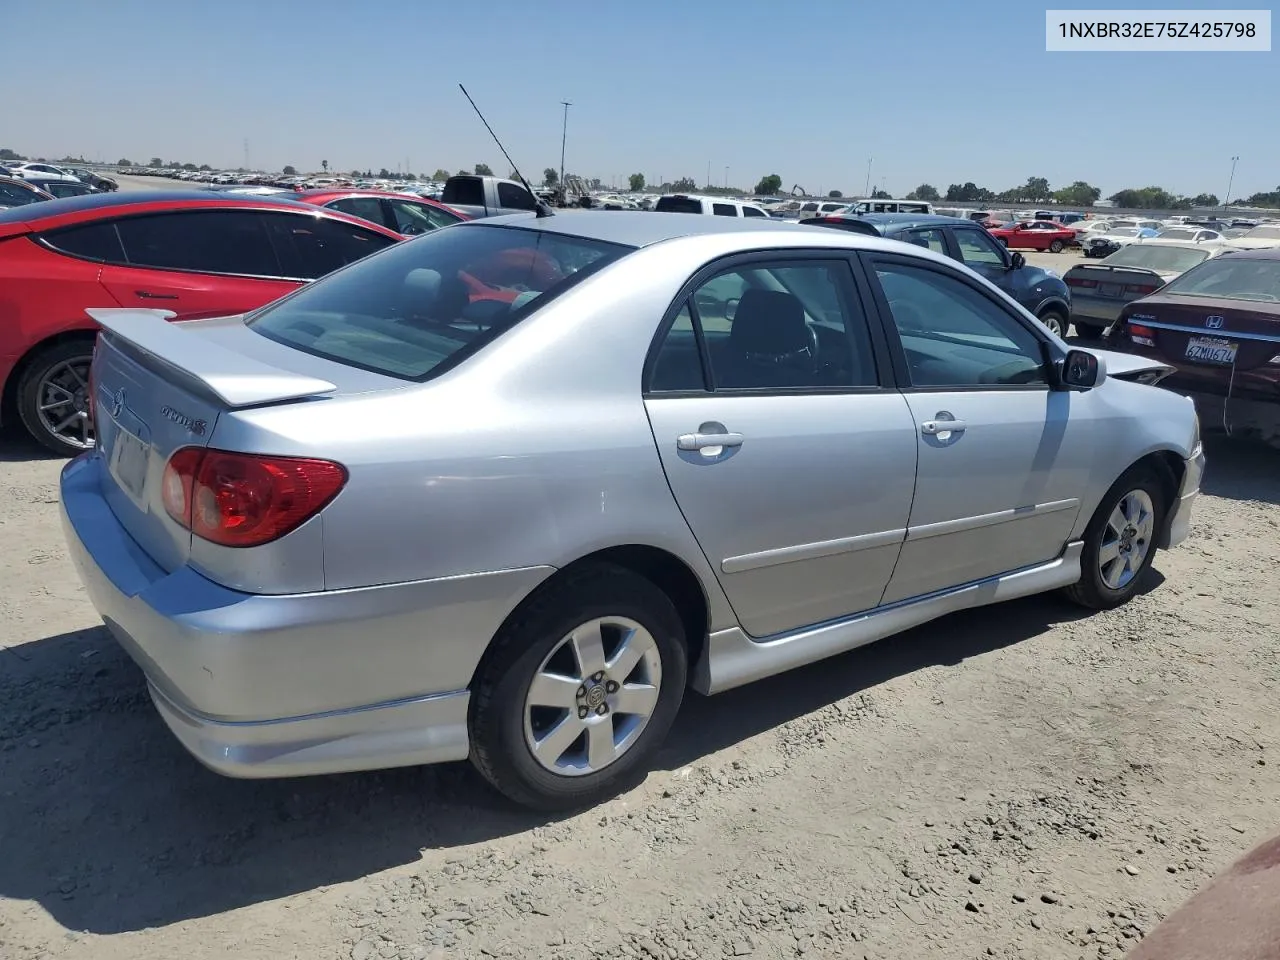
[1218,247,1280,260]
[0,189,312,225]
[475,210,822,247]
[817,212,978,232]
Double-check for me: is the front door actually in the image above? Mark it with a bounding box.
[643,255,918,638]
[862,253,1093,604]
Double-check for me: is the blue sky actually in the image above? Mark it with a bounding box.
[4,0,1275,198]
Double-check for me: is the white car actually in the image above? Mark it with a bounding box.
[653,194,772,218]
[1224,224,1280,250]
[10,162,80,183]
[1145,227,1224,245]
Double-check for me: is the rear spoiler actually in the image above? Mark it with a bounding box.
[87,308,337,408]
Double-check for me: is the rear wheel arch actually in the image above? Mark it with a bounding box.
[469,544,710,695]
[2,328,98,428]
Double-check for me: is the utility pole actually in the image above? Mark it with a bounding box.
[724,165,728,189]
[706,160,711,191]
[864,157,872,198]
[243,138,249,171]
[1225,156,1240,211]
[559,100,572,191]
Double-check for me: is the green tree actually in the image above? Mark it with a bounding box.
[0,148,21,161]
[432,168,451,181]
[149,157,163,168]
[321,159,329,173]
[1108,186,1191,209]
[543,167,559,186]
[198,164,211,171]
[1244,186,1280,208]
[827,189,843,198]
[905,183,940,201]
[282,165,297,176]
[1190,193,1219,207]
[474,162,494,176]
[672,176,697,192]
[629,173,646,192]
[870,187,891,199]
[182,163,198,171]
[1023,176,1052,201]
[944,181,993,202]
[753,173,783,195]
[116,158,133,166]
[1052,181,1102,207]
[377,168,393,179]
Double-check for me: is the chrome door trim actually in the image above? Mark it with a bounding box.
[693,541,1084,695]
[906,498,1079,542]
[721,527,907,574]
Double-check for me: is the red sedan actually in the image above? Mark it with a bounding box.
[291,189,466,236]
[987,220,1076,253]
[0,191,403,455]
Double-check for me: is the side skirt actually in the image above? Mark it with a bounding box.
[692,542,1083,695]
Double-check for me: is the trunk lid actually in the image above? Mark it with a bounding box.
[88,308,340,572]
[1118,294,1280,397]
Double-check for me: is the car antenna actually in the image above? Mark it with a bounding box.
[458,83,554,218]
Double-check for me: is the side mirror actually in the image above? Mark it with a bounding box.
[1059,348,1107,390]
[1009,251,1026,270]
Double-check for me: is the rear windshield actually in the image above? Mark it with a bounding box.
[654,196,703,214]
[1159,256,1280,302]
[1102,245,1209,274]
[247,224,632,381]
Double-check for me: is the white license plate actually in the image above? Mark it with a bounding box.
[1184,336,1238,365]
[109,426,150,499]
[1097,283,1122,297]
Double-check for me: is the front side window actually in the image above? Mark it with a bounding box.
[954,227,1006,266]
[712,203,737,217]
[742,206,767,218]
[873,262,1047,388]
[115,210,280,276]
[497,182,536,210]
[261,212,397,280]
[248,224,631,381]
[390,199,460,234]
[650,260,878,391]
[0,181,41,205]
[327,196,387,228]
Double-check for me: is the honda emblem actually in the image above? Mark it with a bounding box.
[1205,316,1225,329]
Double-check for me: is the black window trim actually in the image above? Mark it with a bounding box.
[855,250,1061,395]
[642,249,898,398]
[37,207,396,282]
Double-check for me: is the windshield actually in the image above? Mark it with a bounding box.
[1244,225,1280,240]
[1156,229,1195,240]
[1159,256,1280,302]
[1107,228,1141,238]
[247,225,632,381]
[1102,245,1209,274]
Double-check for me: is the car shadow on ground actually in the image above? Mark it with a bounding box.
[0,427,60,463]
[1200,434,1280,505]
[0,583,1151,936]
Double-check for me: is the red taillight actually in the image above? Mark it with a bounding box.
[161,448,347,548]
[1066,276,1097,288]
[1127,322,1156,338]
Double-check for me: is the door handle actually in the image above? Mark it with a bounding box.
[135,290,179,300]
[677,432,744,452]
[921,419,967,435]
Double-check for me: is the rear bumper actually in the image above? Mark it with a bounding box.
[59,452,555,777]
[1164,444,1205,549]
[1069,295,1126,327]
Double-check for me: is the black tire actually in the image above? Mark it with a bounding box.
[15,338,97,457]
[1062,466,1166,610]
[1074,322,1106,340]
[1039,308,1068,338]
[1049,239,1065,253]
[469,563,688,811]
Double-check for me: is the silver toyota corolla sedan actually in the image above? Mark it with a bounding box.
[60,211,1204,810]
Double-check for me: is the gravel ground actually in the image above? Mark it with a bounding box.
[1,427,1278,960]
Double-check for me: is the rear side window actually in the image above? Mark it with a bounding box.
[326,196,388,228]
[0,181,42,206]
[42,221,126,262]
[712,203,737,217]
[655,196,703,214]
[497,182,536,210]
[115,211,280,276]
[742,206,767,218]
[261,212,397,280]
[247,224,632,381]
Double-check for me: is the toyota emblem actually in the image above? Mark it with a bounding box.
[108,388,126,418]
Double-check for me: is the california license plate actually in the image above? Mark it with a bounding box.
[1184,336,1238,365]
[1098,283,1122,297]
[109,426,150,499]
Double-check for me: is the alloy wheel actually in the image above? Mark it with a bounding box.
[1099,489,1155,589]
[523,616,663,776]
[35,358,95,450]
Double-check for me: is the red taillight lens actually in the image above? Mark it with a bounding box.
[1065,277,1097,288]
[161,448,347,547]
[1127,322,1156,338]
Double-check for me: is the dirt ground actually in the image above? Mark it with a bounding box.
[2,424,1279,960]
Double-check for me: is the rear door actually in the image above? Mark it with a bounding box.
[643,253,918,638]
[862,252,1092,603]
[98,209,299,318]
[259,210,398,279]
[324,195,393,231]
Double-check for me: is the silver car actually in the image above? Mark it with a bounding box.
[60,212,1204,810]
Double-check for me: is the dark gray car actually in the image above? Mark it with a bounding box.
[801,213,1073,337]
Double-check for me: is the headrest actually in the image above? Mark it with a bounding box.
[729,289,810,356]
